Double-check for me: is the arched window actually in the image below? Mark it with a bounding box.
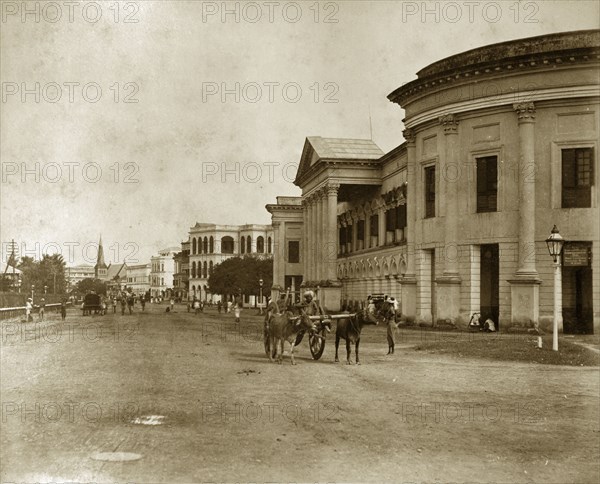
[197,237,202,254]
[209,236,214,253]
[246,235,252,254]
[209,260,213,275]
[203,261,208,278]
[192,238,197,254]
[203,237,208,253]
[257,236,264,253]
[267,237,272,253]
[191,261,196,278]
[241,236,246,254]
[192,285,196,295]
[221,236,234,254]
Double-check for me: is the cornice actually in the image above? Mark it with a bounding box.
[389,45,600,106]
[403,85,599,130]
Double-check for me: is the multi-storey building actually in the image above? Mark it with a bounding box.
[188,223,273,303]
[126,263,151,296]
[150,247,178,299]
[66,264,95,289]
[173,240,190,301]
[268,30,599,335]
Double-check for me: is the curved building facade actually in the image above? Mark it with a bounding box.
[268,30,599,333]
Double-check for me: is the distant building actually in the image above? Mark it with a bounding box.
[150,247,179,298]
[126,263,151,296]
[66,264,95,289]
[106,263,127,293]
[188,223,273,303]
[173,240,190,301]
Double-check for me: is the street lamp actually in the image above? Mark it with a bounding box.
[545,225,565,352]
[259,278,264,315]
[44,285,48,295]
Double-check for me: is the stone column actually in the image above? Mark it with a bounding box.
[271,221,282,297]
[322,188,329,277]
[310,195,318,283]
[436,114,462,325]
[314,190,322,281]
[302,198,309,284]
[401,128,417,322]
[326,183,340,280]
[378,204,386,247]
[509,102,541,328]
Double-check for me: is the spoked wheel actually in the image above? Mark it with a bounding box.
[309,328,327,360]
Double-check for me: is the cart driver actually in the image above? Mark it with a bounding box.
[301,290,331,332]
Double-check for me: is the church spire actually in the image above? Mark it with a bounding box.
[95,235,108,279]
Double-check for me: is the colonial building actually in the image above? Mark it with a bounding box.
[188,223,273,302]
[126,263,151,296]
[173,240,190,301]
[66,264,95,289]
[268,30,599,334]
[150,247,178,299]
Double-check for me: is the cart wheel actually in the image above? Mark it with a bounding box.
[309,328,326,360]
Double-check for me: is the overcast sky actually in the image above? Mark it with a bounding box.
[1,0,598,266]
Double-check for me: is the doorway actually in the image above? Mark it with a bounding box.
[562,242,593,334]
[480,244,500,329]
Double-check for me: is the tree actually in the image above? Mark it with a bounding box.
[17,254,67,295]
[208,256,273,302]
[75,278,107,296]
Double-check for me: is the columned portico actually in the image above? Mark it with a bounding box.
[400,128,417,322]
[509,102,541,327]
[435,114,462,325]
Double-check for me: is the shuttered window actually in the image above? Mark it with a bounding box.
[476,156,498,213]
[562,148,594,208]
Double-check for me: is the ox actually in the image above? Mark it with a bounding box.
[335,309,378,365]
[268,310,316,365]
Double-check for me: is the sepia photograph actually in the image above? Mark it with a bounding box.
[1,1,599,482]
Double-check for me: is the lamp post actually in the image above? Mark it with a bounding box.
[259,278,264,315]
[545,225,565,352]
[31,284,34,302]
[44,285,48,295]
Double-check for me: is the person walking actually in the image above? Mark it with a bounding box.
[217,301,222,314]
[112,297,117,313]
[120,295,127,315]
[140,296,146,312]
[38,298,46,322]
[60,299,67,321]
[170,297,174,312]
[127,293,134,315]
[25,297,33,322]
[193,298,200,315]
[234,302,241,323]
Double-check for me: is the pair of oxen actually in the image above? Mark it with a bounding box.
[264,306,381,365]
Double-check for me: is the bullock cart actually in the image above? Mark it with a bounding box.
[264,312,355,361]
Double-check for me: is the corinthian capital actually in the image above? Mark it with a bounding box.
[439,114,459,134]
[403,128,416,146]
[513,102,536,122]
[326,182,340,197]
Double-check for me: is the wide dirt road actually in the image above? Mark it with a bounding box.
[1,305,599,483]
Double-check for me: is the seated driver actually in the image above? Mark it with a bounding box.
[300,290,330,331]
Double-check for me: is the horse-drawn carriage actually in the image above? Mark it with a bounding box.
[81,293,105,316]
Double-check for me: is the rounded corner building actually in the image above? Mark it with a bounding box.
[267,29,599,334]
